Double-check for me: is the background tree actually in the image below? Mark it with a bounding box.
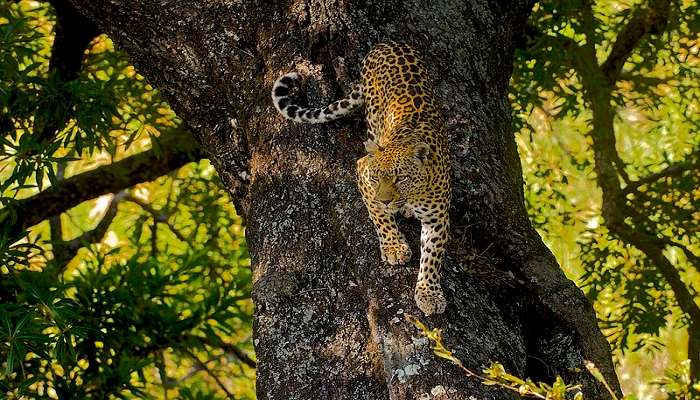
[1,2,254,398]
[511,0,699,396]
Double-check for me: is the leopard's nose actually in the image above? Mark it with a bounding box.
[380,199,392,205]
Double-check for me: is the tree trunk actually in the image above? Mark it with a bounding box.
[64,1,621,398]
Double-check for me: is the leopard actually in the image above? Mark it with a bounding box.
[271,42,451,315]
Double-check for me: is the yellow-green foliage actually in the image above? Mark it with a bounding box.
[512,0,699,398]
[0,2,255,399]
[406,314,588,399]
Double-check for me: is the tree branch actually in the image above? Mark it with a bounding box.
[33,0,99,144]
[661,238,700,273]
[52,190,126,269]
[608,215,700,323]
[218,340,256,369]
[181,347,235,399]
[156,350,170,400]
[600,0,671,83]
[621,158,697,195]
[617,73,671,87]
[178,339,255,383]
[576,49,700,372]
[568,0,699,379]
[194,334,256,369]
[124,194,190,244]
[6,130,204,235]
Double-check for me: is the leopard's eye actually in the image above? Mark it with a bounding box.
[397,176,409,184]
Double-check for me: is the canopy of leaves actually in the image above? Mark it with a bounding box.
[0,2,254,398]
[511,0,699,397]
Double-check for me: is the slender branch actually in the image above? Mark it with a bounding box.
[76,191,126,246]
[621,160,696,195]
[124,195,189,244]
[178,354,221,383]
[53,190,126,269]
[179,364,205,383]
[608,215,700,323]
[177,352,255,382]
[617,73,671,87]
[600,0,671,83]
[181,347,235,399]
[219,341,256,369]
[622,181,698,246]
[156,350,170,400]
[5,130,204,236]
[183,333,255,369]
[517,25,580,53]
[661,238,700,272]
[604,210,700,383]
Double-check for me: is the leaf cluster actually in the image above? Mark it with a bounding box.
[512,0,700,360]
[0,2,255,398]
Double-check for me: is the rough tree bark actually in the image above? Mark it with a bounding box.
[64,1,621,398]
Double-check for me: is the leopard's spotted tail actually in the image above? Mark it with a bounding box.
[272,72,363,124]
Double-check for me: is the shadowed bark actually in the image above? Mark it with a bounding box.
[62,1,621,398]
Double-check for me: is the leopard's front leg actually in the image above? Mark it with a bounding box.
[357,156,411,265]
[413,205,449,315]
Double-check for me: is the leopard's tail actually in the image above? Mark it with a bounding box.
[272,72,363,124]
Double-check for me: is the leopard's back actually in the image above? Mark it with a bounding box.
[360,43,445,146]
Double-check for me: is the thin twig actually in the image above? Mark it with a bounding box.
[125,195,190,244]
[621,162,694,195]
[157,351,169,400]
[193,335,256,369]
[53,190,126,270]
[181,347,236,399]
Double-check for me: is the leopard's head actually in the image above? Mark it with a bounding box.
[363,139,430,210]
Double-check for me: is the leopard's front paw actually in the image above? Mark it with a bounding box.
[414,282,446,315]
[380,241,412,265]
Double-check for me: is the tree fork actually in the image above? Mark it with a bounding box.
[63,0,620,398]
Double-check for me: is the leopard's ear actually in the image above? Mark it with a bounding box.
[364,139,379,154]
[414,142,429,164]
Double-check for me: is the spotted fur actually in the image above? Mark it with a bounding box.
[271,43,451,315]
[272,72,363,123]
